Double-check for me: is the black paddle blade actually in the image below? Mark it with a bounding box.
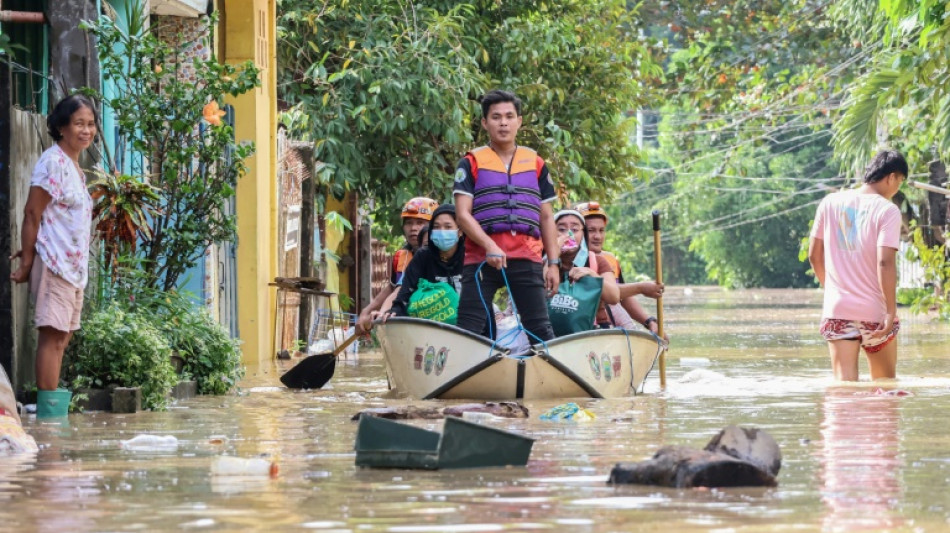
[280,353,336,389]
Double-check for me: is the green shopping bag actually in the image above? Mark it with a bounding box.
[408,279,459,325]
[546,273,602,336]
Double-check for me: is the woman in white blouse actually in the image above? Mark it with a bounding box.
[10,94,96,411]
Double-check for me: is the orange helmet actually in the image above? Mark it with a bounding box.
[401,197,439,221]
[574,201,607,223]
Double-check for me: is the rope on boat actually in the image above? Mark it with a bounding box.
[620,327,637,395]
[638,330,666,394]
[475,261,550,358]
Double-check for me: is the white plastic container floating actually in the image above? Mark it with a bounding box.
[120,434,179,451]
[210,456,279,477]
[460,411,505,422]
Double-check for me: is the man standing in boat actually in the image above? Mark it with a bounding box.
[358,197,438,333]
[575,201,665,336]
[808,150,905,381]
[453,90,560,341]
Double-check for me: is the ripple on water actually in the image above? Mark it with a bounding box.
[570,496,666,509]
[387,525,506,532]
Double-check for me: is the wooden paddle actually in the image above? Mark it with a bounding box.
[280,331,360,389]
[652,210,666,389]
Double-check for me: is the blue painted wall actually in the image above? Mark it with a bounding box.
[100,1,208,307]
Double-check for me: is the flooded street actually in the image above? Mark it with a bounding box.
[8,287,950,532]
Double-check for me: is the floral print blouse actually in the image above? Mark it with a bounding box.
[31,144,93,289]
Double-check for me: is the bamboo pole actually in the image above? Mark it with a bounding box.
[652,210,666,389]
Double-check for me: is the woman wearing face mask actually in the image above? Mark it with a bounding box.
[386,204,466,320]
[550,210,620,328]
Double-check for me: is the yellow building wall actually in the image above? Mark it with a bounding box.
[221,0,278,373]
[324,195,352,310]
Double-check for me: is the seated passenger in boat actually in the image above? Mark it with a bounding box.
[358,197,438,332]
[550,210,620,330]
[416,225,429,249]
[575,201,666,337]
[385,204,465,322]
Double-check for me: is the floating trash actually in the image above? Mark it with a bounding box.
[120,434,179,451]
[211,456,279,477]
[539,402,595,421]
[460,411,506,422]
[354,415,533,470]
[0,414,38,455]
[860,388,914,397]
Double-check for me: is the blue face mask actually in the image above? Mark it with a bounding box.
[573,237,589,268]
[430,229,460,251]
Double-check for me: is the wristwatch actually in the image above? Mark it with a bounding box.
[643,316,658,328]
[544,258,561,266]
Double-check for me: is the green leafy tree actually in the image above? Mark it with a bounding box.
[832,0,950,171]
[277,0,657,223]
[277,0,485,210]
[482,1,657,198]
[832,0,950,317]
[682,141,834,288]
[601,172,708,285]
[83,6,260,291]
[904,226,950,319]
[601,0,858,288]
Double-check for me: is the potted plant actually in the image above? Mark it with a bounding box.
[63,304,178,411]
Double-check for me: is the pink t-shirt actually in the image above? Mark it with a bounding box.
[810,190,901,321]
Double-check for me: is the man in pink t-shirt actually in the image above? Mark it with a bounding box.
[808,150,906,381]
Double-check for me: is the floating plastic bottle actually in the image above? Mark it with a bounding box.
[211,456,279,478]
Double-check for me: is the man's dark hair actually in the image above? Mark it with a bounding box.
[47,94,98,141]
[862,149,908,184]
[478,90,522,118]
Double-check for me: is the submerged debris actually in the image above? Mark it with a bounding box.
[352,402,529,421]
[443,402,529,418]
[704,425,781,477]
[608,425,781,488]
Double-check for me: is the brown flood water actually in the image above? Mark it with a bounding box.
[6,286,950,532]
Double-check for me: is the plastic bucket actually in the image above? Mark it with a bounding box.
[36,389,71,418]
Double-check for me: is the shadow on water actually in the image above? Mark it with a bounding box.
[2,287,949,531]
